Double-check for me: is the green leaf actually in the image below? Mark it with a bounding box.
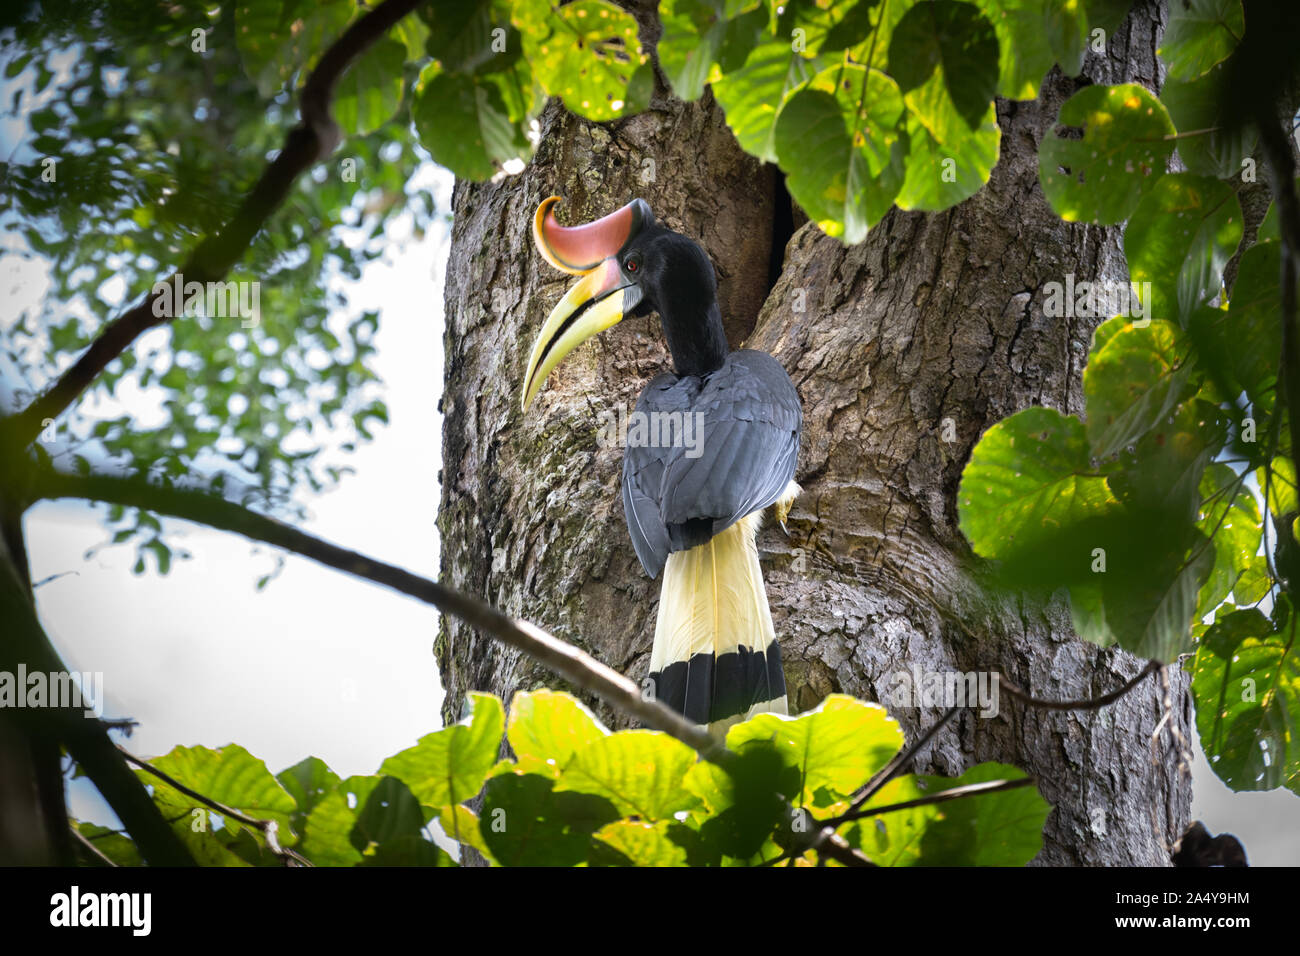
[657,0,725,101]
[333,37,406,135]
[1259,456,1298,518]
[1069,582,1116,647]
[847,762,1049,865]
[820,0,882,52]
[1101,522,1215,661]
[506,688,609,778]
[277,755,342,832]
[657,0,764,101]
[1123,173,1242,323]
[958,407,1117,560]
[1083,319,1193,459]
[1158,0,1244,81]
[724,694,904,805]
[888,0,999,141]
[1160,63,1256,179]
[1109,398,1227,525]
[1042,0,1088,77]
[301,774,429,865]
[1195,463,1261,616]
[982,0,1056,100]
[481,772,621,866]
[895,104,999,211]
[72,823,142,867]
[411,66,529,180]
[1039,84,1175,225]
[139,743,297,840]
[1200,607,1271,658]
[515,0,646,121]
[380,691,504,807]
[421,0,503,74]
[1086,0,1134,34]
[682,744,796,861]
[436,804,496,862]
[1192,618,1300,791]
[361,835,456,866]
[554,730,700,821]
[773,68,906,242]
[234,0,354,98]
[712,39,814,163]
[1221,241,1283,410]
[353,776,430,850]
[590,820,689,865]
[1233,555,1272,605]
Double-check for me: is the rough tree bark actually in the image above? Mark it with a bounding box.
[436,0,1190,865]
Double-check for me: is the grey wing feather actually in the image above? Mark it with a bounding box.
[620,350,801,578]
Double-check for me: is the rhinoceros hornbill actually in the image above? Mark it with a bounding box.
[520,196,802,734]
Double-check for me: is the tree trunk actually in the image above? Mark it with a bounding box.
[436,0,1189,865]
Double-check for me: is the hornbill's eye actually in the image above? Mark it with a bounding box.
[626,257,638,273]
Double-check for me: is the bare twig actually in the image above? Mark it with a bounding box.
[828,776,1037,826]
[0,0,426,451]
[120,746,311,867]
[837,705,961,822]
[997,660,1162,711]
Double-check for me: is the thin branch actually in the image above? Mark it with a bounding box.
[34,465,875,865]
[70,825,117,866]
[827,777,1037,826]
[0,0,426,450]
[996,660,1162,711]
[120,746,311,867]
[838,705,960,821]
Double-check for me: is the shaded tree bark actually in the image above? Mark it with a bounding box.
[436,0,1189,865]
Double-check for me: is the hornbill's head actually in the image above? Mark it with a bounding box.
[520,195,721,410]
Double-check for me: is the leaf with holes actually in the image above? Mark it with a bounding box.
[1039,84,1174,225]
[515,0,645,121]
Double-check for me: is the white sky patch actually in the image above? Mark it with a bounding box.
[19,165,455,838]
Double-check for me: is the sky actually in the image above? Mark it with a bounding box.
[8,164,454,828]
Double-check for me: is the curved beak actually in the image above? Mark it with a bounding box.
[521,197,651,410]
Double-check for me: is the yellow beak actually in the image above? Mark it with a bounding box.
[520,258,629,410]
